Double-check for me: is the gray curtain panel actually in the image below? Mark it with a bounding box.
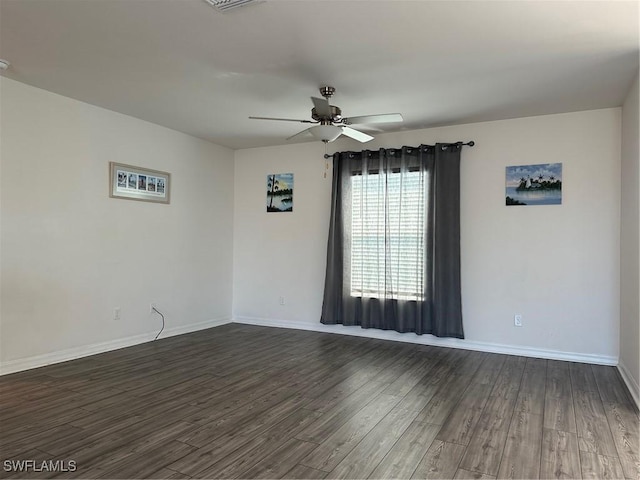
[320,144,463,338]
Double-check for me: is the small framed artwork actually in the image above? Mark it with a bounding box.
[109,162,170,204]
[267,173,294,212]
[506,163,562,206]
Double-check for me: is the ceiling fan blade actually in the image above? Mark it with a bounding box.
[341,126,374,143]
[311,97,331,117]
[286,128,313,141]
[343,113,404,125]
[249,116,315,123]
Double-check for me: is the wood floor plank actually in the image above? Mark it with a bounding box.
[513,357,546,416]
[471,354,506,386]
[197,433,309,479]
[489,355,526,395]
[0,325,635,480]
[546,361,572,396]
[540,429,582,480]
[164,432,254,476]
[327,398,420,479]
[453,469,496,479]
[236,438,319,479]
[368,421,440,479]
[381,356,435,397]
[127,374,215,399]
[168,397,314,476]
[411,440,466,479]
[579,451,626,479]
[458,357,525,476]
[194,407,322,478]
[435,382,493,446]
[0,423,83,453]
[569,362,599,393]
[346,347,419,389]
[450,351,487,378]
[258,407,325,443]
[177,387,300,447]
[600,399,640,479]
[94,440,197,479]
[0,392,90,425]
[458,396,515,475]
[573,389,618,456]
[496,412,543,479]
[545,362,577,434]
[592,364,640,479]
[186,437,274,478]
[235,392,312,436]
[545,395,578,434]
[281,464,328,479]
[193,435,278,478]
[59,403,200,463]
[414,374,475,425]
[592,365,636,408]
[144,468,191,479]
[67,420,198,477]
[294,380,388,444]
[299,394,401,472]
[39,413,146,457]
[304,370,379,412]
[166,471,191,479]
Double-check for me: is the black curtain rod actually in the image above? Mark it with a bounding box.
[323,140,475,159]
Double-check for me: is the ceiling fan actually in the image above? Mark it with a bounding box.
[249,86,403,143]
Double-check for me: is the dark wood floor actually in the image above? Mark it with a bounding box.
[0,324,638,479]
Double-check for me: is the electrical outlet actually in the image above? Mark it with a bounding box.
[279,296,285,306]
[150,303,156,313]
[114,308,121,321]
[514,314,522,327]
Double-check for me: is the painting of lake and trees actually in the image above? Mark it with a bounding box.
[506,163,562,206]
[266,173,293,212]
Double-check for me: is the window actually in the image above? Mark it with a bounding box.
[350,169,426,301]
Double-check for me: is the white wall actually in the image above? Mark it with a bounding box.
[0,78,234,372]
[233,142,332,324]
[620,70,639,404]
[0,75,627,375]
[233,109,622,363]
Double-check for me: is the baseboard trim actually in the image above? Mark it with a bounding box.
[618,360,640,409]
[159,317,232,340]
[0,317,232,376]
[233,316,618,366]
[1,315,621,377]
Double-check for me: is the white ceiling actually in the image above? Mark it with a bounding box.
[1,0,638,149]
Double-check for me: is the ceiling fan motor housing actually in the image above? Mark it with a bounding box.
[312,105,342,123]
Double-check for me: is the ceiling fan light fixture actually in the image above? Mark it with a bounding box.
[309,125,342,143]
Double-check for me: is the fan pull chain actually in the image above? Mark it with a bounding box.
[324,141,328,178]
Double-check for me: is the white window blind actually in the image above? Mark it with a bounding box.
[350,170,425,300]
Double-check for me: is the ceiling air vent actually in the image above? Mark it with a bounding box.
[203,0,264,13]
